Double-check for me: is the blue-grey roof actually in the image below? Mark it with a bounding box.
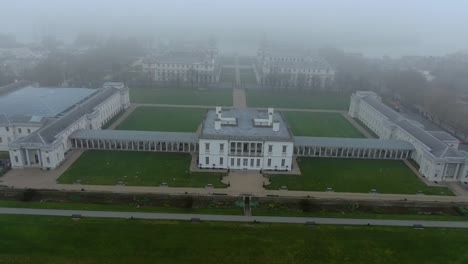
[14,88,118,146]
[0,86,97,118]
[200,109,293,142]
[362,96,464,159]
[428,131,459,142]
[70,129,198,143]
[294,136,414,151]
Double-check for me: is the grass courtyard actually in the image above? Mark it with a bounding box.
[130,88,232,106]
[116,106,206,132]
[247,90,351,110]
[2,215,468,263]
[58,151,226,188]
[239,68,257,84]
[267,158,453,195]
[284,112,365,138]
[219,67,236,83]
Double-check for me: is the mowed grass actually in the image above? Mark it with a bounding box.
[130,88,232,106]
[2,215,468,264]
[219,67,236,83]
[284,112,365,138]
[58,151,226,188]
[116,107,205,132]
[247,90,351,110]
[239,68,257,84]
[267,158,453,195]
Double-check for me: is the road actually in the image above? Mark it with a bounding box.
[1,207,468,228]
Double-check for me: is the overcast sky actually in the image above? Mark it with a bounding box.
[2,0,468,57]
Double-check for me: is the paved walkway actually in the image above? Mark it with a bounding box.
[222,171,269,193]
[341,113,375,138]
[2,207,468,228]
[233,89,247,108]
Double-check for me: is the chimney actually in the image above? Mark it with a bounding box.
[273,121,280,132]
[216,106,222,119]
[214,119,221,130]
[268,108,274,125]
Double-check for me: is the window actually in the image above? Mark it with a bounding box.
[5,127,9,132]
[220,157,224,165]
[205,157,209,165]
[281,159,285,167]
[243,158,248,166]
[14,156,18,163]
[27,129,31,134]
[256,159,261,167]
[46,157,50,164]
[267,159,272,166]
[268,145,273,153]
[237,158,241,166]
[250,159,254,167]
[219,143,224,152]
[18,128,22,133]
[282,145,287,153]
[231,158,235,166]
[0,137,2,143]
[205,143,210,152]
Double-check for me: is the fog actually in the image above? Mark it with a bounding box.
[2,0,468,57]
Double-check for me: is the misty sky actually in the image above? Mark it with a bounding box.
[1,0,468,57]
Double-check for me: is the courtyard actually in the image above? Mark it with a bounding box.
[58,151,226,188]
[247,90,351,110]
[219,67,236,83]
[129,87,232,106]
[116,106,206,132]
[2,215,468,263]
[284,112,365,138]
[266,158,453,195]
[239,68,257,84]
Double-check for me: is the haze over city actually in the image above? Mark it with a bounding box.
[2,0,468,57]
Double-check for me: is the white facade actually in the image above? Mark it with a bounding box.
[256,47,335,88]
[198,107,294,171]
[349,91,468,182]
[8,83,130,170]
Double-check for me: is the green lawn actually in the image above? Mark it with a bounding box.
[354,118,379,138]
[247,90,351,110]
[219,67,236,83]
[239,68,257,84]
[284,112,365,138]
[267,158,453,195]
[130,88,232,106]
[59,151,226,188]
[116,106,205,132]
[2,215,468,263]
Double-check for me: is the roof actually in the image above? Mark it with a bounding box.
[0,86,97,118]
[14,88,118,146]
[200,109,293,142]
[69,129,198,143]
[294,137,414,151]
[428,131,459,142]
[362,95,464,159]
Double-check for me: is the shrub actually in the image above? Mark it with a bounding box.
[22,189,38,202]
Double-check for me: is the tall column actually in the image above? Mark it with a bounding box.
[25,149,30,165]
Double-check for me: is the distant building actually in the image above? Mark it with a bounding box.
[0,82,130,169]
[349,91,468,182]
[140,40,220,85]
[256,45,335,88]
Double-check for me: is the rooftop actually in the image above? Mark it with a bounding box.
[200,108,293,142]
[145,51,211,65]
[270,58,332,70]
[0,86,97,119]
[361,94,464,159]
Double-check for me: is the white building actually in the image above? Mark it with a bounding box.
[3,82,130,170]
[349,91,468,182]
[256,46,335,88]
[198,107,294,171]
